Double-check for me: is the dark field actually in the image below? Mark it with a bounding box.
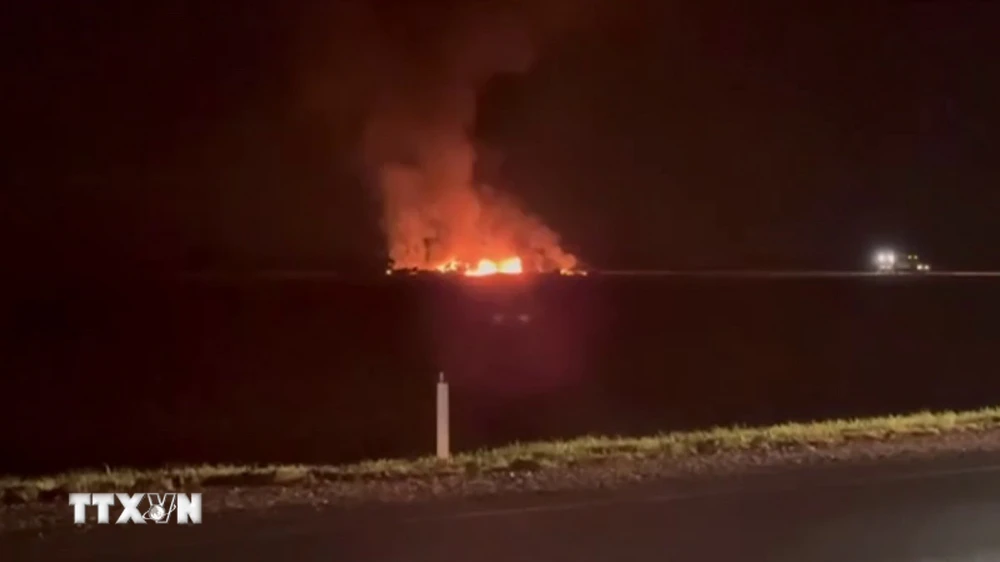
[3,274,998,475]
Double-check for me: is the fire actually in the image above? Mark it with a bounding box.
[466,257,523,276]
[389,255,584,277]
[431,257,524,276]
[467,259,500,276]
[361,6,582,282]
[436,259,462,273]
[497,257,523,274]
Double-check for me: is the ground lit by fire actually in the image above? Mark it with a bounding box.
[386,256,586,277]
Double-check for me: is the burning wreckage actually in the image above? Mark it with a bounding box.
[386,256,587,277]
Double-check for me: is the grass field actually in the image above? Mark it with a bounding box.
[4,406,1000,506]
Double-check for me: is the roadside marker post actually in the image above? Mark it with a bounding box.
[436,372,450,459]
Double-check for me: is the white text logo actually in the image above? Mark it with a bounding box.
[68,493,202,524]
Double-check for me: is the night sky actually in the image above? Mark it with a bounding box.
[5,1,999,275]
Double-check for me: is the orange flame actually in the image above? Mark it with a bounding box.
[390,256,584,277]
[466,259,499,276]
[497,257,523,274]
[436,259,462,273]
[427,257,524,277]
[463,257,523,277]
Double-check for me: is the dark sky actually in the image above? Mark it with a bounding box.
[4,1,999,274]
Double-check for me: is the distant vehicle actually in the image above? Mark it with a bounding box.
[873,250,931,273]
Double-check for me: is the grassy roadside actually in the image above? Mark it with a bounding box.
[4,406,1000,507]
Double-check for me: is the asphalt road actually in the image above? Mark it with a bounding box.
[8,452,1000,562]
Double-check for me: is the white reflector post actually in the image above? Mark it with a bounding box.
[436,372,450,459]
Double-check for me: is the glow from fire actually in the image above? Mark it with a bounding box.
[471,257,522,276]
[388,256,586,277]
[496,258,523,274]
[466,259,500,276]
[432,257,524,276]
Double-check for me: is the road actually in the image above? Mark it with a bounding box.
[7,452,1000,562]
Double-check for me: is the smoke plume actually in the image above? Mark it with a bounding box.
[356,1,580,271]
